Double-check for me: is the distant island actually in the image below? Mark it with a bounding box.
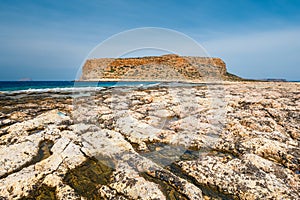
[263,78,287,82]
[80,54,242,82]
[18,78,32,81]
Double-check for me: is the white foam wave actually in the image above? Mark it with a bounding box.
[0,87,104,94]
[0,82,162,94]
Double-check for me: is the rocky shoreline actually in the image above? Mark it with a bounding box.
[0,81,299,199]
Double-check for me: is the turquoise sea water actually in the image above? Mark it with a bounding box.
[0,80,298,93]
[0,81,160,92]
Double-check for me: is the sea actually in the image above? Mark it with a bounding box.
[0,81,161,93]
[0,80,298,93]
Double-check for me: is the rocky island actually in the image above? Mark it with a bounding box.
[0,55,299,199]
[80,54,241,81]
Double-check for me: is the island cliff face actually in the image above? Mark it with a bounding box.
[80,54,240,81]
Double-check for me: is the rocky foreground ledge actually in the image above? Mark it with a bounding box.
[0,82,299,199]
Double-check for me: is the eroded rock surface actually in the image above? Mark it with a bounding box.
[0,82,299,199]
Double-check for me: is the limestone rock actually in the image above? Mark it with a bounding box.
[0,81,299,199]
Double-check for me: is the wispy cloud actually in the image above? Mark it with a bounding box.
[0,0,300,80]
[203,28,300,80]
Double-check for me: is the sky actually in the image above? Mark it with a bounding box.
[0,0,300,81]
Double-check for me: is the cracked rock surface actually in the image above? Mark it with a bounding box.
[0,82,299,199]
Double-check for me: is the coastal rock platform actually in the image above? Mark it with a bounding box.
[0,81,299,199]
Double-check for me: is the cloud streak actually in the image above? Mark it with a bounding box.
[203,28,300,80]
[0,0,299,80]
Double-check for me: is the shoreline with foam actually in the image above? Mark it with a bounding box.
[0,80,298,94]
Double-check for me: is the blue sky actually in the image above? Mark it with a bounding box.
[0,0,299,80]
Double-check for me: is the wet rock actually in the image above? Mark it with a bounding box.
[109,162,166,200]
[63,157,114,199]
[20,184,57,200]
